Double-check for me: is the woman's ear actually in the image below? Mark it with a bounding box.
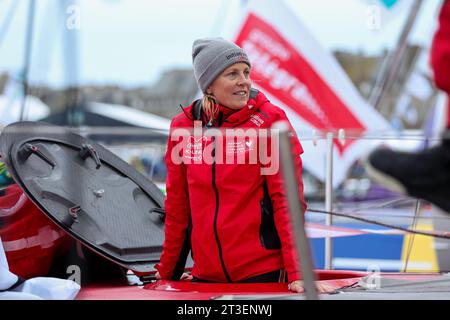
[206,86,213,95]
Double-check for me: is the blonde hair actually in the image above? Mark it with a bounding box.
[202,94,219,125]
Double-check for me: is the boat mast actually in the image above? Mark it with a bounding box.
[0,1,20,48]
[369,0,423,114]
[20,0,37,121]
[61,0,81,127]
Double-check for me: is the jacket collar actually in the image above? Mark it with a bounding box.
[187,88,269,127]
[221,89,268,127]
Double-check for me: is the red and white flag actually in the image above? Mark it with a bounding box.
[229,0,391,187]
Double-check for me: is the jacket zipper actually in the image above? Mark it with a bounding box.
[211,135,232,282]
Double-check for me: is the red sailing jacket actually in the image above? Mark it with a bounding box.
[155,89,307,283]
[431,1,450,127]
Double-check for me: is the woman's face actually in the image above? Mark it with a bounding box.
[207,62,251,109]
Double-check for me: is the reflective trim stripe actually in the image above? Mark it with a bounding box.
[0,194,29,218]
[278,269,287,283]
[3,226,66,252]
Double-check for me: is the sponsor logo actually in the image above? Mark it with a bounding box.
[226,51,248,61]
[170,124,280,175]
[250,114,265,127]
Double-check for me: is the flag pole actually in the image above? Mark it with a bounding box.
[369,0,423,113]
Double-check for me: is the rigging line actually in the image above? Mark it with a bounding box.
[307,208,450,239]
[330,135,438,140]
[0,0,19,49]
[369,214,449,221]
[312,210,450,221]
[329,281,361,294]
[333,198,442,218]
[403,200,421,272]
[297,134,443,141]
[345,197,414,212]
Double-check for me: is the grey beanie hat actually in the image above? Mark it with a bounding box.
[192,37,251,93]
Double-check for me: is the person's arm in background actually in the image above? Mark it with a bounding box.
[154,121,191,280]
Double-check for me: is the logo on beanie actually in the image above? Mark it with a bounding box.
[226,51,247,61]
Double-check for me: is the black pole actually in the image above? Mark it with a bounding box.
[20,0,36,121]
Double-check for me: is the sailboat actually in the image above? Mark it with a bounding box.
[1,120,449,300]
[1,0,450,301]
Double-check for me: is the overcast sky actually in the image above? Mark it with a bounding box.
[0,0,443,88]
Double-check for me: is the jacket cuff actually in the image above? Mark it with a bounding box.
[287,271,302,283]
[154,263,173,279]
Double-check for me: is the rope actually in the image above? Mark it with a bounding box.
[307,208,450,239]
[349,197,415,211]
[328,211,450,221]
[329,281,361,294]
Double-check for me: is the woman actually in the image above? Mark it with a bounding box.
[155,37,332,294]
